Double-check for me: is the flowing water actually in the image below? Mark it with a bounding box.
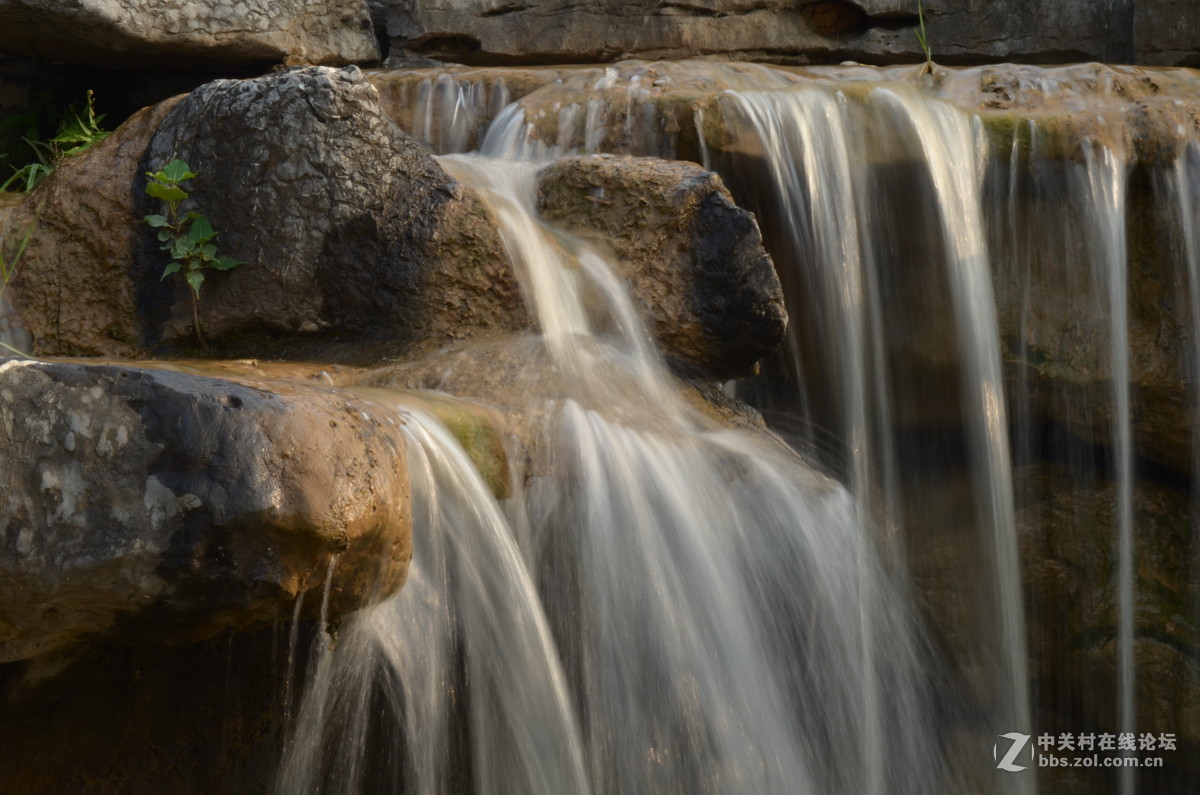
[276,62,1200,793]
[277,125,949,793]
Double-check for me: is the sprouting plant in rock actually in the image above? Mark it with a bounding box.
[0,90,109,193]
[144,159,243,347]
[0,216,37,358]
[915,0,934,75]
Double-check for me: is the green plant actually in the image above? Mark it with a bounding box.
[144,159,243,347]
[0,90,109,193]
[0,217,37,358]
[915,0,934,74]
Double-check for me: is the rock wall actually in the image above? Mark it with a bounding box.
[382,0,1195,68]
[0,0,378,70]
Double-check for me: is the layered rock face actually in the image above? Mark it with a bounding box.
[0,0,378,69]
[381,0,1196,67]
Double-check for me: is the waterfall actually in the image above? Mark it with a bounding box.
[278,121,948,791]
[275,408,590,795]
[273,60,1200,792]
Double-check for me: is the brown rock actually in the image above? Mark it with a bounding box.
[2,97,182,357]
[537,154,787,378]
[0,358,412,662]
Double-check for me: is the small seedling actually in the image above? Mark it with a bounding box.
[144,158,243,346]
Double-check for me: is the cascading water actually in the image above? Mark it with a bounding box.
[278,60,1200,794]
[277,110,951,790]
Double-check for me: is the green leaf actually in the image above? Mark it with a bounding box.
[157,230,173,243]
[171,236,197,258]
[198,244,217,260]
[146,181,188,203]
[185,268,204,298]
[144,214,169,228]
[161,261,181,279]
[161,159,197,184]
[187,215,215,245]
[211,255,244,271]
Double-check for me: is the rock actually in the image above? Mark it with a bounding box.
[1015,465,1200,776]
[369,66,577,154]
[0,0,378,70]
[0,358,412,662]
[1134,0,1200,67]
[901,464,1200,792]
[364,333,774,477]
[1,66,523,360]
[139,65,411,346]
[536,154,786,378]
[1,97,182,357]
[138,65,523,356]
[380,0,1143,68]
[0,628,302,794]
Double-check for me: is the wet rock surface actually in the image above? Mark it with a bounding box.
[0,358,412,663]
[537,154,786,378]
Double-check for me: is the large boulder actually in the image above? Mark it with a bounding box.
[0,0,378,70]
[0,358,412,663]
[536,154,786,378]
[140,64,524,354]
[1,65,526,359]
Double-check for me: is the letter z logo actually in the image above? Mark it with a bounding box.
[994,732,1031,772]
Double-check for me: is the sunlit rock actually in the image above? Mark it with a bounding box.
[537,154,786,378]
[0,359,412,663]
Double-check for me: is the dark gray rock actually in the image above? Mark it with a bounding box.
[537,154,786,378]
[379,0,1143,67]
[140,64,523,354]
[0,358,412,662]
[0,0,378,70]
[1135,0,1200,66]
